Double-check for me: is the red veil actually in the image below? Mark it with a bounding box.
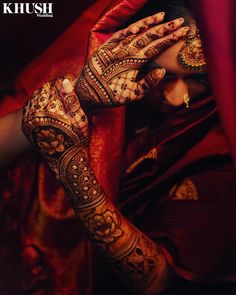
[191,0,236,164]
[0,0,235,294]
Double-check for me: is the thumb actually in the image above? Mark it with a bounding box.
[141,68,166,90]
[62,78,74,94]
[62,78,88,137]
[62,78,81,115]
[135,68,165,100]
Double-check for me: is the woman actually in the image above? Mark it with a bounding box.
[0,0,235,294]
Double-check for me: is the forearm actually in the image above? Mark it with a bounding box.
[0,108,31,169]
[59,148,172,294]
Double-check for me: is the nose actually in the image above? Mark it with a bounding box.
[162,78,188,106]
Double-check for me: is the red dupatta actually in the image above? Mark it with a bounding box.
[0,0,235,293]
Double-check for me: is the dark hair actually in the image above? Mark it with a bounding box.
[125,0,194,28]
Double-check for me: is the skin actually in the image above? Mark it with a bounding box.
[0,108,30,169]
[149,24,209,109]
[0,38,208,169]
[1,12,209,294]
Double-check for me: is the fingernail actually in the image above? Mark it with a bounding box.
[63,78,74,94]
[131,26,139,34]
[158,68,166,76]
[159,12,165,16]
[180,26,189,35]
[179,17,184,23]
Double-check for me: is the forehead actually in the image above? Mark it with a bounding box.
[154,39,206,77]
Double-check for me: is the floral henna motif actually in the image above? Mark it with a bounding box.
[36,128,65,155]
[87,210,123,244]
[22,77,89,177]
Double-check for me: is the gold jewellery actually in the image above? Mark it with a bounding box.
[183,93,190,108]
[178,30,207,71]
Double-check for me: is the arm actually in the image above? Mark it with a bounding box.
[0,12,187,170]
[59,146,173,294]
[21,14,188,292]
[0,108,30,169]
[22,77,173,294]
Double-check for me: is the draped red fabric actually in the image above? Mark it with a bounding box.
[189,0,236,164]
[0,0,235,294]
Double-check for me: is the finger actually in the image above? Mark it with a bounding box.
[104,12,165,49]
[62,79,88,136]
[132,68,166,100]
[126,11,165,34]
[62,78,80,114]
[63,78,74,93]
[128,17,185,49]
[139,26,189,59]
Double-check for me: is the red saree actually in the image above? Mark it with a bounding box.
[0,0,235,294]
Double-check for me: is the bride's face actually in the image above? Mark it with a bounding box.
[146,27,210,110]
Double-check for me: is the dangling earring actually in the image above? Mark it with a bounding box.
[183,93,190,108]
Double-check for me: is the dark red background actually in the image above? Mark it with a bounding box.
[0,1,94,98]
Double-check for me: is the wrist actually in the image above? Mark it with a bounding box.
[58,146,106,213]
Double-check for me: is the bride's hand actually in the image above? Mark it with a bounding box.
[22,77,89,179]
[75,12,189,109]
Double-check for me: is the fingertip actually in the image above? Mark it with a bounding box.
[63,78,74,94]
[157,11,165,18]
[181,26,190,33]
[183,26,190,31]
[180,26,190,37]
[156,68,166,77]
[130,26,139,34]
[154,12,165,23]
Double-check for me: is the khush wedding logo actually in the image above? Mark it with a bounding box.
[2,2,53,17]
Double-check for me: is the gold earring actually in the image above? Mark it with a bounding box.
[178,30,207,72]
[183,93,190,108]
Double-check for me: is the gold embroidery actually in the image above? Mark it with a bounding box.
[170,178,198,200]
[126,147,159,174]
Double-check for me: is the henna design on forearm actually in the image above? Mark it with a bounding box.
[74,185,166,294]
[22,13,187,292]
[58,146,106,212]
[60,156,166,293]
[108,234,162,294]
[56,145,167,293]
